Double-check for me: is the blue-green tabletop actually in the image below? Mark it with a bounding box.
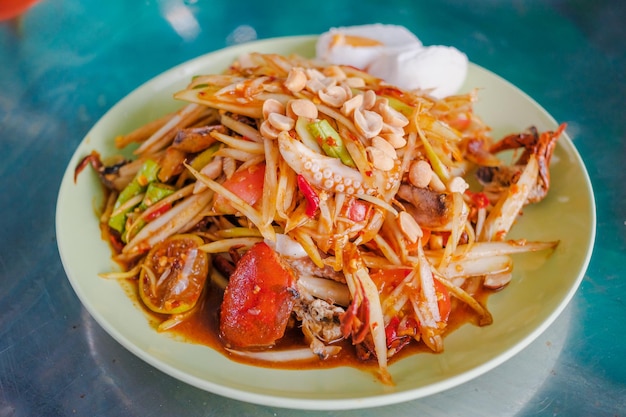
[1,1,624,416]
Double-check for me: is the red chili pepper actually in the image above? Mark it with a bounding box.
[385,316,401,348]
[144,203,172,221]
[296,174,320,217]
[385,315,418,352]
[465,189,490,209]
[108,231,125,254]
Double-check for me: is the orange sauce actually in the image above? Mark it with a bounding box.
[119,276,492,372]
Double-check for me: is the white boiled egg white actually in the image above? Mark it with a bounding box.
[316,24,468,99]
[368,45,468,99]
[315,24,422,70]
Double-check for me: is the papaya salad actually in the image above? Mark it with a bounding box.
[75,49,564,385]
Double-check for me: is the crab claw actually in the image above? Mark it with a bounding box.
[476,123,566,204]
[340,280,371,344]
[74,150,127,190]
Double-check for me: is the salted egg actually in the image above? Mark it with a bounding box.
[315,24,422,70]
[316,24,468,99]
[368,44,468,98]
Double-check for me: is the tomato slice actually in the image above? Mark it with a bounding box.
[220,242,297,349]
[138,234,209,315]
[213,163,265,214]
[370,268,409,296]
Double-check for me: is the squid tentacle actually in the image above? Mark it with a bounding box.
[278,132,375,195]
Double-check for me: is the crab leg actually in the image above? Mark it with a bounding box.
[480,154,539,241]
[341,243,392,385]
[477,123,566,204]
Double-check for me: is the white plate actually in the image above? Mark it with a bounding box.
[56,36,595,410]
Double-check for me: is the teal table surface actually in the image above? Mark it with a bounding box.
[1,1,624,416]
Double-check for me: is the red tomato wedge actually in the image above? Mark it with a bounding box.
[434,278,451,323]
[219,242,297,349]
[213,163,265,214]
[370,268,409,296]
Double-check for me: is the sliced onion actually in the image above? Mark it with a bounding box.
[426,240,559,263]
[210,131,265,154]
[483,271,513,290]
[270,233,308,259]
[134,103,201,154]
[98,263,142,280]
[416,244,441,324]
[437,255,512,280]
[435,273,493,326]
[199,237,263,253]
[225,347,318,362]
[220,113,263,143]
[344,248,391,385]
